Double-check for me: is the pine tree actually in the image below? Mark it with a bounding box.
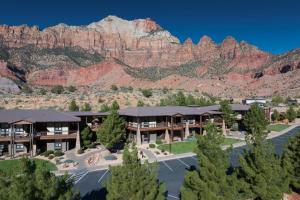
[81,127,93,148]
[286,106,297,122]
[237,142,289,200]
[105,146,166,200]
[111,100,120,111]
[81,102,92,111]
[0,158,79,200]
[271,109,280,122]
[181,123,238,200]
[220,100,236,129]
[97,110,125,150]
[69,99,79,111]
[282,132,300,191]
[243,104,269,145]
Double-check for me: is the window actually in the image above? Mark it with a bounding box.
[15,125,23,134]
[54,123,62,134]
[0,124,9,136]
[54,142,62,150]
[16,144,24,152]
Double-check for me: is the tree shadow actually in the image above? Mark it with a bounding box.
[81,188,107,200]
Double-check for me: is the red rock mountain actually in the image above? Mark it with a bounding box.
[0,15,299,97]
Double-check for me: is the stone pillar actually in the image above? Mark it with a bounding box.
[222,119,226,136]
[165,129,170,144]
[32,144,37,156]
[75,122,81,151]
[136,124,142,146]
[184,122,190,139]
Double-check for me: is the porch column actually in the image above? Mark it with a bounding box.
[75,122,81,151]
[184,122,190,139]
[164,129,170,144]
[136,124,141,146]
[200,116,203,135]
[222,119,226,136]
[171,116,174,142]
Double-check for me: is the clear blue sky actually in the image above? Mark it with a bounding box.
[0,0,299,54]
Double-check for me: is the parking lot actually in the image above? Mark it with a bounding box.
[75,126,300,200]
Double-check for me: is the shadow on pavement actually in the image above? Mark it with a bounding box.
[82,188,107,200]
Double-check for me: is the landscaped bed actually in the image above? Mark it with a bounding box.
[157,138,242,154]
[267,124,290,132]
[0,158,57,175]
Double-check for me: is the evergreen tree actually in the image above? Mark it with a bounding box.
[243,104,269,145]
[237,142,289,200]
[111,100,120,111]
[105,146,165,200]
[181,123,238,200]
[0,158,79,200]
[100,104,110,112]
[286,106,297,122]
[81,127,93,148]
[97,110,125,150]
[81,102,92,111]
[219,100,236,129]
[282,132,300,191]
[271,109,280,122]
[69,100,79,111]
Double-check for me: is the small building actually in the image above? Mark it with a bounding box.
[242,97,267,107]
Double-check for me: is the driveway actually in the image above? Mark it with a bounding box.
[74,125,300,200]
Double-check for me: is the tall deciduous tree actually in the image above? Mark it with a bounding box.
[282,132,300,191]
[271,109,280,122]
[105,146,165,200]
[243,104,269,145]
[97,110,125,150]
[181,123,238,200]
[219,100,236,129]
[0,158,79,200]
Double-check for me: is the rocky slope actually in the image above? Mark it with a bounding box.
[0,15,299,97]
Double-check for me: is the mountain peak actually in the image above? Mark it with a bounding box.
[221,36,238,46]
[183,38,194,45]
[198,35,216,46]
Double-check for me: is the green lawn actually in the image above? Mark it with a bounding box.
[267,124,290,132]
[0,158,57,175]
[157,138,242,154]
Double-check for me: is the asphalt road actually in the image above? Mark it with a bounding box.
[75,126,300,200]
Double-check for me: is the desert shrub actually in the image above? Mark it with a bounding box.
[77,149,84,154]
[54,150,64,157]
[51,85,64,94]
[149,144,156,148]
[141,89,153,98]
[48,154,55,160]
[161,149,165,153]
[42,150,54,157]
[21,85,33,94]
[155,139,163,145]
[111,85,118,91]
[67,85,77,93]
[38,88,47,95]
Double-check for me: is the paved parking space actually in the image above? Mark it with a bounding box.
[75,126,300,200]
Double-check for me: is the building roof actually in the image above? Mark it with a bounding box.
[119,106,223,117]
[0,109,80,124]
[118,104,249,117]
[198,104,250,112]
[67,111,109,117]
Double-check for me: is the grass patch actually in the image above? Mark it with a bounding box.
[158,138,242,154]
[267,124,290,132]
[0,158,57,175]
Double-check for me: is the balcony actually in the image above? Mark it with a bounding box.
[126,122,186,131]
[0,133,30,142]
[36,131,77,140]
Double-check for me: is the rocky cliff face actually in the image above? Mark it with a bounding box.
[0,16,299,97]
